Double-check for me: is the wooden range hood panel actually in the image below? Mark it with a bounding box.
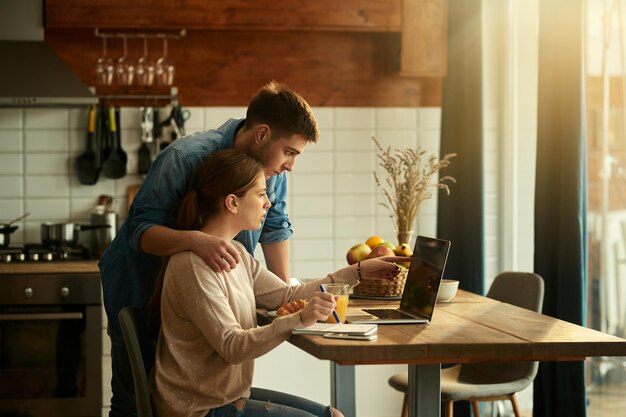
[45,0,403,32]
[44,0,446,107]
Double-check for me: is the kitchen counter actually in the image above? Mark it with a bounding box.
[0,260,100,275]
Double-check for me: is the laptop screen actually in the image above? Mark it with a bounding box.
[399,236,451,319]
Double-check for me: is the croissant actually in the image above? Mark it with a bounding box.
[277,299,308,315]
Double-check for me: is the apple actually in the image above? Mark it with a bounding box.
[367,245,395,259]
[375,241,396,251]
[346,243,372,265]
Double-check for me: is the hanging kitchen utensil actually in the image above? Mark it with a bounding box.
[158,104,174,151]
[138,107,153,175]
[101,106,127,179]
[76,106,99,185]
[152,107,161,153]
[99,105,111,170]
[159,105,189,151]
[172,106,190,136]
[115,106,128,164]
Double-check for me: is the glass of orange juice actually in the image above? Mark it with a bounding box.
[322,283,349,323]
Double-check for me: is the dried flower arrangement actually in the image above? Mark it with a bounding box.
[372,137,457,243]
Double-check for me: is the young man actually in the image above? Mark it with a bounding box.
[99,81,319,417]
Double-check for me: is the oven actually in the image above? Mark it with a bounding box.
[0,271,102,417]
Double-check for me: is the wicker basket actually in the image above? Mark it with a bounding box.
[352,268,408,298]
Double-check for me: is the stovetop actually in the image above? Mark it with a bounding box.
[0,244,94,263]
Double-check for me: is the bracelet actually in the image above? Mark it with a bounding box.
[357,262,362,281]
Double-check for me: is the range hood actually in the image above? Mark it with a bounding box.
[0,0,96,107]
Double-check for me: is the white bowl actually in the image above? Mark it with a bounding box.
[437,279,459,302]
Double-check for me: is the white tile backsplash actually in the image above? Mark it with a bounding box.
[334,195,376,216]
[0,199,24,223]
[291,238,335,261]
[311,107,333,129]
[417,107,442,130]
[293,151,333,173]
[374,129,419,150]
[25,175,70,197]
[183,106,205,131]
[0,154,23,174]
[292,260,336,279]
[203,107,246,127]
[24,108,70,129]
[25,198,70,220]
[334,173,375,195]
[0,109,23,129]
[25,129,70,152]
[25,153,70,175]
[290,173,333,195]
[0,176,23,197]
[334,108,375,129]
[333,130,376,151]
[334,151,375,173]
[291,195,334,217]
[0,130,23,151]
[312,129,333,151]
[417,129,442,155]
[375,108,418,129]
[333,216,376,239]
[290,217,334,238]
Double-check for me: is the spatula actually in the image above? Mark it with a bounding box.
[76,106,99,185]
[138,107,153,175]
[101,106,127,179]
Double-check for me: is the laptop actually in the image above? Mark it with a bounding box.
[348,235,451,324]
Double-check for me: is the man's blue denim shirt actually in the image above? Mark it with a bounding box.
[99,118,293,336]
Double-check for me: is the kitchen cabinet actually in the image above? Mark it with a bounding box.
[43,0,447,107]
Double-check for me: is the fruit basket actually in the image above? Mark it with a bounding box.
[352,267,408,298]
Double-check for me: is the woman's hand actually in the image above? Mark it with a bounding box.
[299,291,336,327]
[355,256,412,281]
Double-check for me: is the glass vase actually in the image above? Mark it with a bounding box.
[397,230,414,246]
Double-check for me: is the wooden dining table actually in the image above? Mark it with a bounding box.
[262,289,626,417]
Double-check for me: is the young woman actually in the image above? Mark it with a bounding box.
[150,149,409,417]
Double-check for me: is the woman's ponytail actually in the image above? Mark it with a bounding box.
[175,189,202,230]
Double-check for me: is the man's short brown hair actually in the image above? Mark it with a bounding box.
[245,81,319,143]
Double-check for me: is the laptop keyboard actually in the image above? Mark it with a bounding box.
[363,308,415,320]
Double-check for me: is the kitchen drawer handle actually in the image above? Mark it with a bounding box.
[0,312,83,321]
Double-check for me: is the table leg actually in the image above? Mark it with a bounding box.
[407,363,441,417]
[330,363,356,417]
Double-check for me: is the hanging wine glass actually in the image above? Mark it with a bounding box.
[155,37,175,86]
[115,36,135,86]
[95,37,114,85]
[136,37,155,86]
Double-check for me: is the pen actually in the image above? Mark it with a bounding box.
[319,284,342,324]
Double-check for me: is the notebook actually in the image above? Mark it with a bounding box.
[292,322,378,336]
[348,235,451,324]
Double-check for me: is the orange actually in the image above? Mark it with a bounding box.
[365,235,385,249]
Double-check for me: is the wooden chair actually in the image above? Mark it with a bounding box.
[118,306,156,417]
[388,272,544,417]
